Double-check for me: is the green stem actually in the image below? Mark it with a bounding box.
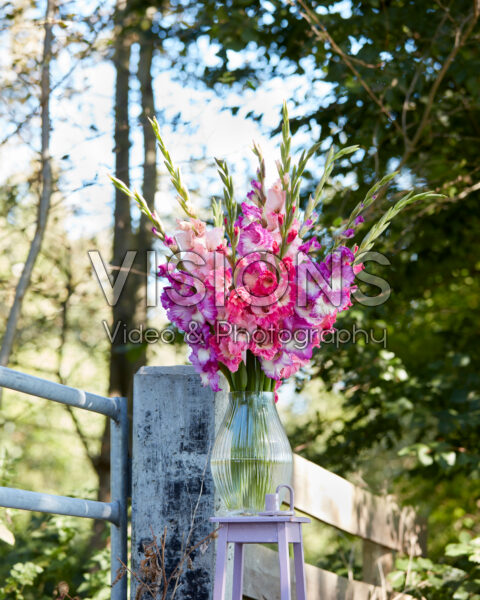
[224,353,277,393]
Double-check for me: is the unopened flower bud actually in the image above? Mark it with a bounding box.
[287,229,298,243]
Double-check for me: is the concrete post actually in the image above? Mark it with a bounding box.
[131,366,228,599]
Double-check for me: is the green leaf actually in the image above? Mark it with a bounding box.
[387,570,406,589]
[446,543,470,557]
[9,562,43,586]
[418,445,434,466]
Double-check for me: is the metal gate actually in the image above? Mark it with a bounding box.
[0,366,128,600]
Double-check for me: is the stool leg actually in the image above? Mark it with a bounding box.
[232,543,244,600]
[293,541,307,600]
[277,523,291,600]
[213,525,228,600]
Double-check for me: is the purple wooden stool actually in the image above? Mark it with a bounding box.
[210,485,310,600]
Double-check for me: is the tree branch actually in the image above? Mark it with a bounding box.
[293,0,404,136]
[401,10,449,143]
[54,249,98,470]
[0,0,54,404]
[65,405,97,469]
[402,4,479,165]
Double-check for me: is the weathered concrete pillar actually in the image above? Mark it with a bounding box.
[131,366,228,599]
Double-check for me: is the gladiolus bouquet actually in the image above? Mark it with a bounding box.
[112,103,441,395]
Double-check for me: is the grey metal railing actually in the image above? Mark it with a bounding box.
[0,366,128,600]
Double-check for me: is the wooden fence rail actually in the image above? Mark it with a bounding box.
[241,455,425,599]
[293,455,425,555]
[243,545,416,600]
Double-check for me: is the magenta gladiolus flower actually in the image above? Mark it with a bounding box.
[299,237,321,253]
[113,109,426,396]
[237,222,275,255]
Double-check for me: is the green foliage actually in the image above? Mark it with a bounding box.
[0,514,109,600]
[389,537,480,598]
[0,172,111,597]
[0,562,44,600]
[76,549,111,600]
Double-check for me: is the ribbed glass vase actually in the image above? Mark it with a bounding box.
[211,391,293,515]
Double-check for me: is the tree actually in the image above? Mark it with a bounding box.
[95,0,158,528]
[193,0,480,563]
[0,0,54,399]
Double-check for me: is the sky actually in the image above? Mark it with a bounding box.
[57,52,328,238]
[0,1,338,241]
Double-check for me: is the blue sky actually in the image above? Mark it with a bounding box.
[0,1,339,239]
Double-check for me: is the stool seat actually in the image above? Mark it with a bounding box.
[210,515,310,599]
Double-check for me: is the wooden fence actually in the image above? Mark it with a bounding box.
[242,455,425,599]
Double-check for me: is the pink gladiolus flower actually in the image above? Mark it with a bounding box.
[250,328,280,361]
[265,180,286,214]
[353,262,364,274]
[175,229,194,251]
[242,260,275,294]
[192,219,207,236]
[241,202,262,222]
[205,227,224,251]
[161,288,203,332]
[252,270,278,296]
[260,350,292,380]
[237,222,275,255]
[226,288,256,330]
[210,334,247,373]
[265,211,280,231]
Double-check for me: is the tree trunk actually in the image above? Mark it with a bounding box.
[91,0,134,547]
[133,35,156,343]
[93,6,158,546]
[109,0,135,402]
[0,0,54,404]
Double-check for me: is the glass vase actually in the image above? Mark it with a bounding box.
[211,391,293,515]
